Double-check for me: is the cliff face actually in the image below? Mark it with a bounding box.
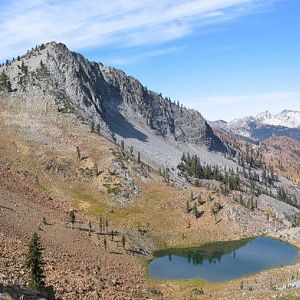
[0,42,226,152]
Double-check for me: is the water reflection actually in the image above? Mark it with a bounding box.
[155,238,250,266]
[149,237,299,282]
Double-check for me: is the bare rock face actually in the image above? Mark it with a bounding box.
[0,41,226,152]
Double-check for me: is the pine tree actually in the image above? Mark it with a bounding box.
[69,211,76,229]
[96,123,101,134]
[121,234,126,250]
[90,121,95,133]
[21,61,28,75]
[137,151,141,163]
[6,80,12,92]
[76,146,81,160]
[149,117,154,129]
[25,232,45,291]
[192,202,198,217]
[88,220,92,234]
[105,218,108,232]
[99,217,103,233]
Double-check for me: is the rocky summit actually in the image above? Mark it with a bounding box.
[0,42,225,152]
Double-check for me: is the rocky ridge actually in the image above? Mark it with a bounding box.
[0,41,226,152]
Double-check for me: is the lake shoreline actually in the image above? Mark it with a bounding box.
[148,236,300,283]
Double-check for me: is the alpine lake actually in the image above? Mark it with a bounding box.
[149,237,299,282]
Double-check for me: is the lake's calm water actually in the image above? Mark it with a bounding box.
[149,237,299,282]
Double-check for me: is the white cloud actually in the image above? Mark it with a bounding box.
[0,0,278,61]
[104,45,188,65]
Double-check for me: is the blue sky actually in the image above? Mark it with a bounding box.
[0,0,299,120]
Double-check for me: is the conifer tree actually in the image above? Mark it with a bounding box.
[76,146,81,160]
[88,220,92,234]
[105,218,108,232]
[137,151,141,163]
[99,216,104,233]
[211,206,218,222]
[69,211,75,229]
[121,234,126,250]
[149,117,154,129]
[25,232,45,291]
[96,123,101,134]
[192,202,198,217]
[90,121,95,133]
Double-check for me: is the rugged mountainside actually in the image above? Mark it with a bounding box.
[211,110,300,141]
[0,41,225,152]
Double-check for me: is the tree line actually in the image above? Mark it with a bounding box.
[178,153,240,191]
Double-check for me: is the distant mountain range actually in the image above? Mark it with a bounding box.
[210,110,300,141]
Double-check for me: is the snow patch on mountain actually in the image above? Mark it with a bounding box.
[211,110,300,141]
[258,110,300,128]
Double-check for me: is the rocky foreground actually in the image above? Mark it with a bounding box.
[0,156,151,300]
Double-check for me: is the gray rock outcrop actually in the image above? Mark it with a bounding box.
[0,42,226,152]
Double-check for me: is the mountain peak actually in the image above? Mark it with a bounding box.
[263,109,300,128]
[0,41,227,153]
[256,110,272,120]
[41,41,68,49]
[279,109,297,115]
[213,109,300,141]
